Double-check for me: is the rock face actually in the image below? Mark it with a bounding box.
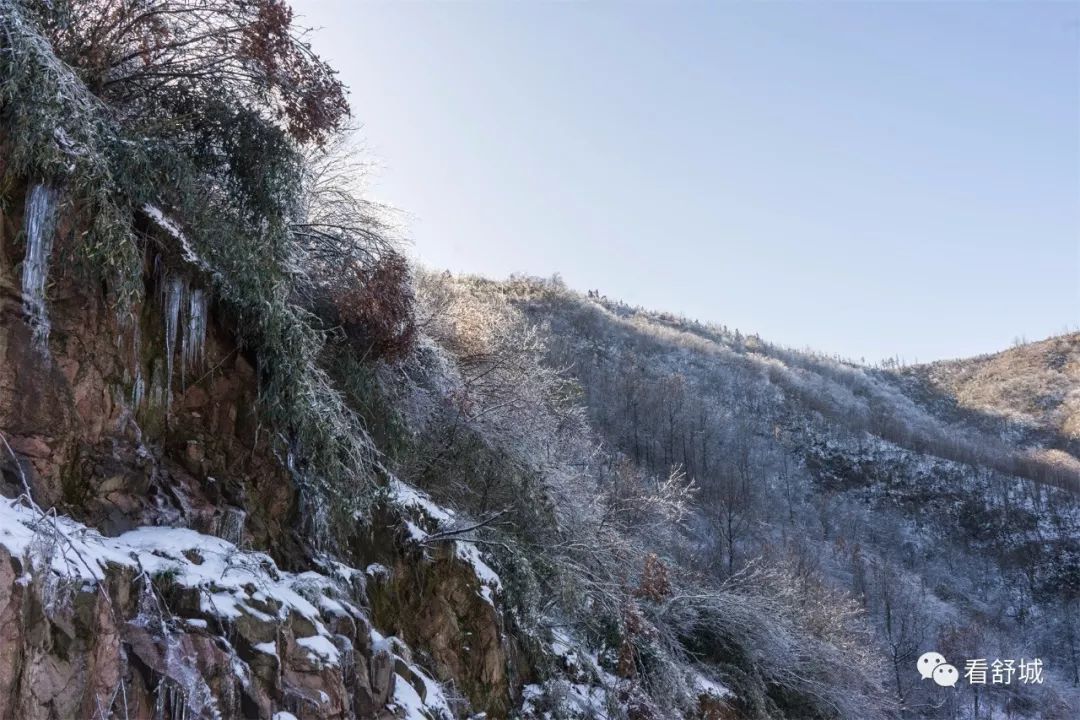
[0,195,298,562]
[0,184,518,719]
[0,505,404,720]
[361,510,519,718]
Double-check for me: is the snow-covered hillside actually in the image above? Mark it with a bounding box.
[401,273,1080,719]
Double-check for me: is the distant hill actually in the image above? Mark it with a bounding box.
[907,333,1080,442]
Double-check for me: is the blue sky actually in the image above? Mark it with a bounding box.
[292,1,1079,363]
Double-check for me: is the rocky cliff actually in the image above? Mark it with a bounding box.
[0,180,517,719]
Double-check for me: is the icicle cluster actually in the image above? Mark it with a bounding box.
[160,274,209,407]
[134,579,220,720]
[216,507,246,546]
[21,184,59,352]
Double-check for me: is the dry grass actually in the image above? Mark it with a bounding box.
[916,333,1080,441]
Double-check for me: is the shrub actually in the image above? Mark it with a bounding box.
[322,250,416,362]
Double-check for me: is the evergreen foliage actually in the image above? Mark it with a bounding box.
[0,0,397,535]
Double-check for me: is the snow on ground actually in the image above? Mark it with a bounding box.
[516,629,620,718]
[524,626,732,718]
[520,680,610,720]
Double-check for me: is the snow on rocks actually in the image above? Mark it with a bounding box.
[0,498,340,637]
[296,633,341,665]
[388,661,453,720]
[455,540,503,605]
[388,477,503,606]
[253,641,278,655]
[0,497,456,719]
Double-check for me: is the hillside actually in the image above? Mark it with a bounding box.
[0,3,1076,720]
[904,334,1080,445]
[404,273,1080,719]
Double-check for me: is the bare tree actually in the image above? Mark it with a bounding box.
[38,0,348,145]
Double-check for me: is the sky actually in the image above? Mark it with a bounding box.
[291,0,1080,364]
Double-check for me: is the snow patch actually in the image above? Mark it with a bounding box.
[388,663,452,720]
[391,675,426,720]
[693,671,732,699]
[454,540,502,605]
[143,204,211,272]
[390,477,453,524]
[297,634,340,665]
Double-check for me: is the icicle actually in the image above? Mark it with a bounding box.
[298,489,329,551]
[148,362,168,412]
[161,276,206,402]
[162,276,184,406]
[336,635,356,688]
[136,577,219,720]
[132,365,145,408]
[160,632,220,720]
[21,184,59,352]
[183,289,207,372]
[131,320,145,408]
[216,507,246,546]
